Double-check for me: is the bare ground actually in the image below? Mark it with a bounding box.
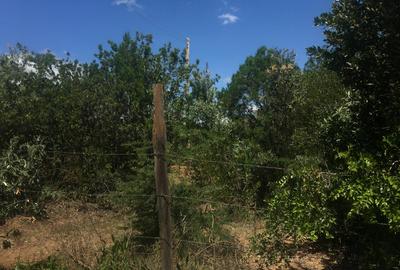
[1,201,337,270]
[0,201,129,269]
[226,222,338,270]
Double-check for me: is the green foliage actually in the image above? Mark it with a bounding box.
[0,32,191,196]
[255,131,400,268]
[334,132,400,232]
[253,161,337,265]
[172,184,216,244]
[0,137,45,220]
[171,184,233,246]
[331,136,400,269]
[251,1,400,267]
[189,136,280,205]
[14,257,66,270]
[291,68,346,157]
[98,235,244,270]
[221,47,299,158]
[97,236,160,270]
[268,163,336,240]
[215,47,301,205]
[313,0,400,152]
[112,155,158,246]
[101,182,238,269]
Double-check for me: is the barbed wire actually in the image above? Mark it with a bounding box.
[167,154,286,171]
[128,235,241,249]
[11,190,263,212]
[44,148,336,175]
[3,190,254,267]
[45,146,154,157]
[44,149,288,172]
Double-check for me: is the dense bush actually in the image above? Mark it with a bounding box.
[0,137,45,221]
[334,135,400,233]
[252,160,337,265]
[110,154,158,246]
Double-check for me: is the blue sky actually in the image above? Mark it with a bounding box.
[0,0,332,87]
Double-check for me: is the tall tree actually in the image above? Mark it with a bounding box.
[221,47,299,158]
[312,0,400,154]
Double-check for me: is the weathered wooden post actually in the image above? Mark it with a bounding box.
[152,84,173,270]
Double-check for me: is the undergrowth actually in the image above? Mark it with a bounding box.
[14,257,67,270]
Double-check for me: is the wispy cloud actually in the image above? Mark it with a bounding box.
[230,6,239,12]
[221,0,239,12]
[222,76,232,85]
[218,13,239,25]
[113,0,141,10]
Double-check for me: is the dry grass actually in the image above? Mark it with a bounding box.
[0,198,338,270]
[226,221,337,270]
[0,201,129,269]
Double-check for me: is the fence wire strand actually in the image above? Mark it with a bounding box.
[3,145,338,268]
[45,149,336,175]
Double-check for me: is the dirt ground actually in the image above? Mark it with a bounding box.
[226,222,338,270]
[1,201,337,270]
[0,201,129,269]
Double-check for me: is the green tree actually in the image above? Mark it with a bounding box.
[221,47,299,158]
[257,1,400,268]
[291,68,346,158]
[313,0,400,154]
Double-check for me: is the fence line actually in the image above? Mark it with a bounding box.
[16,190,263,212]
[167,154,286,171]
[5,184,259,268]
[45,149,287,171]
[45,149,337,175]
[45,147,154,157]
[126,235,243,250]
[5,145,336,267]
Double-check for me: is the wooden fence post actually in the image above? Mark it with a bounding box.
[152,84,173,270]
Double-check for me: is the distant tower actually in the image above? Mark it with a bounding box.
[184,37,190,96]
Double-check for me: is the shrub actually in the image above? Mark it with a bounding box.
[171,184,234,251]
[109,154,158,246]
[255,134,400,268]
[330,132,400,269]
[14,257,66,270]
[253,159,337,265]
[0,137,46,221]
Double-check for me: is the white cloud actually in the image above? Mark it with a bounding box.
[218,13,239,25]
[221,0,239,12]
[113,0,141,10]
[222,76,232,85]
[230,6,239,12]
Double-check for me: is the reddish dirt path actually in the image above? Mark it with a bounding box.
[0,201,129,269]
